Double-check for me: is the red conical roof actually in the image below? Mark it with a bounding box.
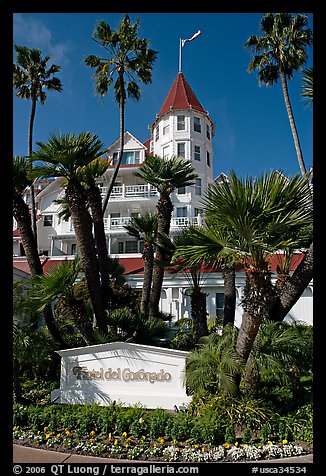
[157,72,206,116]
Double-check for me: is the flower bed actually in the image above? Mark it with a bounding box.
[13,426,309,463]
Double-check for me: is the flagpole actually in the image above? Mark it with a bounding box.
[178,30,202,73]
[179,38,182,72]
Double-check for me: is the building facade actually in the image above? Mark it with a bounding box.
[13,73,313,326]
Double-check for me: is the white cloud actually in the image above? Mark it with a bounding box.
[13,13,72,65]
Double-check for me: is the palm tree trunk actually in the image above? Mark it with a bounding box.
[87,186,110,309]
[66,182,107,333]
[149,194,173,317]
[141,243,154,315]
[222,265,236,326]
[268,242,313,322]
[191,289,208,338]
[102,73,126,214]
[13,194,65,347]
[280,70,307,176]
[236,265,276,363]
[28,95,38,248]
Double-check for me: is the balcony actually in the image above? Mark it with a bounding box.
[100,184,158,200]
[103,216,201,231]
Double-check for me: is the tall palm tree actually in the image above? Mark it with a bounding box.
[79,157,111,307]
[245,13,313,176]
[175,170,312,368]
[13,45,63,245]
[134,155,198,317]
[124,212,158,315]
[31,132,108,333]
[13,155,64,346]
[84,14,158,214]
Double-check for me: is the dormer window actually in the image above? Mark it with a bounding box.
[194,117,201,133]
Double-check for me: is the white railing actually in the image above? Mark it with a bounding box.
[171,216,201,227]
[100,184,158,199]
[103,216,201,230]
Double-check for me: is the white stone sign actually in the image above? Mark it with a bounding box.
[51,341,192,410]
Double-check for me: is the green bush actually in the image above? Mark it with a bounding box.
[12,400,313,447]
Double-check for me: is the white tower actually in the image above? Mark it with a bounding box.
[149,72,215,230]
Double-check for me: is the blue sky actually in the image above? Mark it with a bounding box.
[13,12,313,179]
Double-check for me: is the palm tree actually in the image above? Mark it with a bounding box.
[29,259,96,346]
[242,320,312,398]
[185,326,243,396]
[79,157,111,307]
[84,14,158,214]
[13,45,63,245]
[301,67,313,108]
[134,155,198,317]
[175,170,312,368]
[31,132,108,333]
[245,13,313,176]
[13,156,64,346]
[167,228,209,339]
[124,212,158,315]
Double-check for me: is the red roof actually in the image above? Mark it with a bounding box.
[12,253,305,277]
[157,72,206,117]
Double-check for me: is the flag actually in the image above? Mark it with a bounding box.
[181,30,202,47]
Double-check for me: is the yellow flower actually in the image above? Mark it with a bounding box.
[125,443,129,448]
[235,441,239,447]
[108,432,112,441]
[139,418,144,424]
[44,427,48,432]
[157,437,164,444]
[114,439,119,446]
[243,444,247,448]
[201,447,205,452]
[56,433,61,438]
[90,430,96,436]
[126,437,131,442]
[282,439,288,444]
[65,430,71,437]
[122,431,128,439]
[45,433,52,439]
[224,442,230,449]
[194,444,198,449]
[267,441,273,445]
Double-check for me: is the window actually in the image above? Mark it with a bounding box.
[176,207,187,217]
[113,151,141,165]
[177,142,185,158]
[155,126,159,142]
[163,146,169,160]
[195,178,202,195]
[206,124,211,140]
[194,208,203,216]
[177,115,186,131]
[206,151,211,167]
[43,215,53,227]
[216,293,225,319]
[163,120,170,135]
[177,186,186,194]
[71,243,77,255]
[194,117,201,133]
[194,145,201,161]
[125,241,138,253]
